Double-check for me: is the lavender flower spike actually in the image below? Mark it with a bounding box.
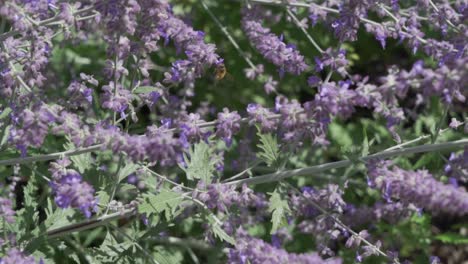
[241,6,308,76]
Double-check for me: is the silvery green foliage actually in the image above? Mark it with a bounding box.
[0,0,466,263]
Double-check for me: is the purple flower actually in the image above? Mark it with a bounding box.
[246,104,278,133]
[216,108,241,146]
[0,197,15,223]
[308,5,327,26]
[315,48,349,77]
[444,147,468,183]
[228,228,342,264]
[241,6,308,76]
[144,125,181,166]
[0,248,37,264]
[449,118,463,129]
[49,160,97,218]
[10,104,56,152]
[368,161,468,216]
[178,113,210,147]
[67,81,93,108]
[101,81,132,114]
[158,9,221,91]
[263,76,278,94]
[307,76,321,87]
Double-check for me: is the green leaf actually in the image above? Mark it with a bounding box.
[17,174,39,240]
[43,198,75,230]
[207,214,236,245]
[119,183,137,192]
[65,141,92,173]
[118,162,139,182]
[361,126,369,157]
[0,107,12,120]
[257,131,280,167]
[153,247,184,264]
[138,189,184,220]
[133,86,159,94]
[65,49,91,65]
[93,231,133,261]
[435,233,468,244]
[96,189,111,209]
[0,125,11,147]
[328,122,353,148]
[268,188,290,234]
[181,142,219,182]
[412,153,437,170]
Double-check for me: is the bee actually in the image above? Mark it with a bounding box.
[214,62,227,81]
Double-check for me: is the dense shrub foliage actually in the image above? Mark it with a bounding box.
[0,0,467,263]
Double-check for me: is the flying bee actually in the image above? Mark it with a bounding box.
[214,62,227,81]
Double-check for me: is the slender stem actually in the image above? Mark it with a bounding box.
[149,236,213,251]
[0,6,95,41]
[428,0,460,32]
[431,105,449,144]
[287,184,398,263]
[200,0,257,70]
[104,155,124,215]
[221,160,262,183]
[143,166,202,192]
[0,112,281,166]
[1,42,32,93]
[383,123,460,151]
[285,8,324,53]
[225,139,468,186]
[42,138,467,239]
[238,0,430,44]
[110,224,159,264]
[0,144,104,166]
[46,208,136,239]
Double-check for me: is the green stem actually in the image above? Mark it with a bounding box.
[110,224,160,264]
[42,139,467,239]
[225,139,468,186]
[0,144,103,166]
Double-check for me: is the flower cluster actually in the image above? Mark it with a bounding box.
[49,159,97,218]
[367,161,468,216]
[241,6,308,76]
[444,147,468,184]
[0,0,466,262]
[0,248,37,264]
[216,108,242,146]
[228,228,342,264]
[0,197,15,223]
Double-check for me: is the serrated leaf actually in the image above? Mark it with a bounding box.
[212,223,236,245]
[412,153,437,170]
[328,122,353,148]
[17,174,39,239]
[257,131,280,167]
[153,247,184,264]
[65,141,92,173]
[435,233,468,244]
[138,189,184,220]
[65,49,91,65]
[181,142,218,182]
[133,86,159,94]
[0,107,11,120]
[118,162,139,182]
[97,231,133,260]
[268,189,290,234]
[119,183,137,192]
[97,190,110,209]
[207,214,235,245]
[0,125,11,147]
[43,198,75,230]
[362,127,369,157]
